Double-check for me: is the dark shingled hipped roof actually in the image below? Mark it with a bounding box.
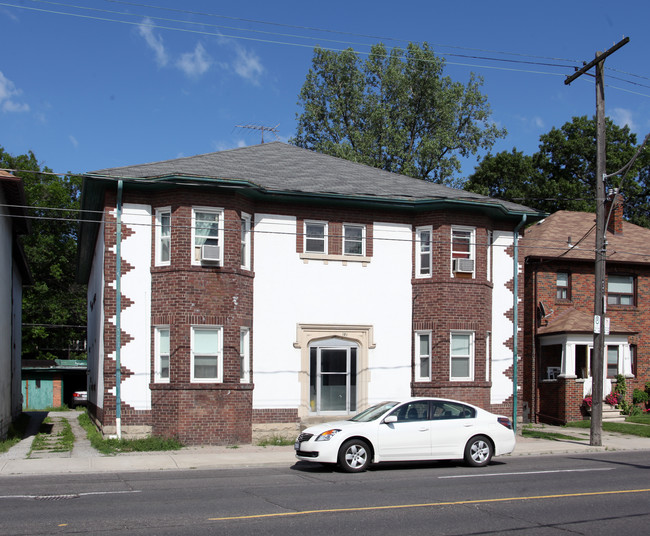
[87,142,538,213]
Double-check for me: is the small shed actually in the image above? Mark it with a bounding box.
[21,359,87,410]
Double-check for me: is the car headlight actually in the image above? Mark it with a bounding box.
[316,429,342,441]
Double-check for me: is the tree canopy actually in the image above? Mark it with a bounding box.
[1,146,86,360]
[465,116,650,227]
[291,42,506,186]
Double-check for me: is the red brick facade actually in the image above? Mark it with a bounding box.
[523,249,650,424]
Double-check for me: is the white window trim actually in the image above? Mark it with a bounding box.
[192,207,224,266]
[415,331,432,381]
[343,223,366,256]
[155,207,171,267]
[450,331,475,381]
[154,326,170,383]
[451,226,476,277]
[415,226,433,278]
[190,326,223,383]
[304,220,328,254]
[240,327,250,383]
[241,213,251,270]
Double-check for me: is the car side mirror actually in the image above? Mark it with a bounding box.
[383,415,397,424]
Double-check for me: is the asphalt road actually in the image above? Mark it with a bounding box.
[1,451,649,535]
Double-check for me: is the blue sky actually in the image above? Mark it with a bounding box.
[1,0,649,180]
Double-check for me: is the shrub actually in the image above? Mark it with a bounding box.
[633,388,649,405]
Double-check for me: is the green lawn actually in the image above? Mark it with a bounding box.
[566,418,650,438]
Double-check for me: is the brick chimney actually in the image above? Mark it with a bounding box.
[605,194,624,235]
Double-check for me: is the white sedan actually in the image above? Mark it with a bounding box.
[295,398,516,472]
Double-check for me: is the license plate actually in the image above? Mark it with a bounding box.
[294,441,300,451]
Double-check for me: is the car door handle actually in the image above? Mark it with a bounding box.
[418,427,429,432]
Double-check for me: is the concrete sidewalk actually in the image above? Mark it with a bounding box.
[2,412,649,476]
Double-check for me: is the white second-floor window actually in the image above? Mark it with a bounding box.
[305,220,327,254]
[193,207,224,264]
[415,226,432,277]
[343,224,365,256]
[155,207,171,266]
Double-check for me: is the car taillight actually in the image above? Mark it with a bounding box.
[497,417,512,430]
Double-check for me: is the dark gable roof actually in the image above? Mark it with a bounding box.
[88,142,538,214]
[521,210,650,265]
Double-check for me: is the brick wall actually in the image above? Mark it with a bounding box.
[525,258,650,423]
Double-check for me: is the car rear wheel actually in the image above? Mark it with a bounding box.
[338,439,371,472]
[464,435,493,467]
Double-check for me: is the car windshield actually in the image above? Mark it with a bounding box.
[348,402,398,422]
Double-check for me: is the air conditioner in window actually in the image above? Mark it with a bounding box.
[453,258,474,273]
[201,245,221,263]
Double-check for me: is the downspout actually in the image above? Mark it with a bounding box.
[115,180,123,439]
[512,214,527,434]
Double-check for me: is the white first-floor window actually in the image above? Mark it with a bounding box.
[154,326,170,383]
[415,331,432,381]
[191,326,223,382]
[240,327,250,383]
[450,331,474,381]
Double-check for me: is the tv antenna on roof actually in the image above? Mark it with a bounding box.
[235,123,280,143]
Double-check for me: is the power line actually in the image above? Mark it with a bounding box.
[0,1,613,79]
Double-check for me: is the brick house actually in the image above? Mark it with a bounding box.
[0,171,31,439]
[77,142,543,444]
[521,201,650,424]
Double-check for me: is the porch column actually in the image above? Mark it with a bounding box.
[561,343,576,377]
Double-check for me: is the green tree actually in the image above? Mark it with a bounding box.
[1,146,86,360]
[292,43,506,185]
[465,116,650,225]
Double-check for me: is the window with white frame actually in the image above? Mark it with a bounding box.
[415,331,432,381]
[450,331,474,381]
[154,326,170,383]
[192,208,224,264]
[607,345,619,378]
[415,226,432,277]
[241,213,251,270]
[240,327,250,383]
[155,207,171,266]
[191,326,223,382]
[451,226,475,275]
[343,224,365,256]
[304,221,327,253]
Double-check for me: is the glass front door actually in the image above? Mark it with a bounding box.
[310,342,357,414]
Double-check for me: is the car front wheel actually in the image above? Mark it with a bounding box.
[338,439,371,472]
[464,435,493,467]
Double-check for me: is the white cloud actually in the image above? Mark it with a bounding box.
[0,71,29,113]
[233,46,264,85]
[611,107,636,131]
[176,43,211,77]
[138,17,168,67]
[69,135,79,148]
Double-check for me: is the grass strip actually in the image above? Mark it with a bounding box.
[0,413,31,453]
[78,412,183,454]
[566,419,650,438]
[521,428,587,441]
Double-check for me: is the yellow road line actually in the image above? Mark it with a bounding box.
[208,488,650,521]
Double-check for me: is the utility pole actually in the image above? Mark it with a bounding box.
[565,37,628,446]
